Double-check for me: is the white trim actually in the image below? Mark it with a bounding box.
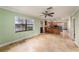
[0,37,26,47]
[0,33,40,47]
[75,41,79,47]
[71,7,79,17]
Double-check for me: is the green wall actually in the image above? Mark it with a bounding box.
[0,8,40,46]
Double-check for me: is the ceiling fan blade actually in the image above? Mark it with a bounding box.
[48,14,53,17]
[49,12,54,14]
[47,7,52,10]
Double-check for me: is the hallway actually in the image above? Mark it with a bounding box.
[1,32,78,52]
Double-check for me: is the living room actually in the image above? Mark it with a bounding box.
[0,6,79,51]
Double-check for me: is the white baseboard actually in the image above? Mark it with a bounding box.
[0,33,40,47]
[0,37,26,47]
[75,41,79,47]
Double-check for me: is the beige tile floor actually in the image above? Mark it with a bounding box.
[0,31,79,52]
[7,33,79,52]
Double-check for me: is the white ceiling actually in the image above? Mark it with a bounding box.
[0,6,78,19]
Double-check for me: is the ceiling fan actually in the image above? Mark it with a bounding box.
[41,7,55,18]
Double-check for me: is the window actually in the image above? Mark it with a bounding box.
[27,19,34,31]
[15,16,34,33]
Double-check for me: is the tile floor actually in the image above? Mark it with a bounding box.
[1,32,79,52]
[0,31,79,52]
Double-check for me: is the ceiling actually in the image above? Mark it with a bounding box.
[0,6,78,19]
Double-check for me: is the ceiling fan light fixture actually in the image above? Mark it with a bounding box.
[41,7,55,18]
